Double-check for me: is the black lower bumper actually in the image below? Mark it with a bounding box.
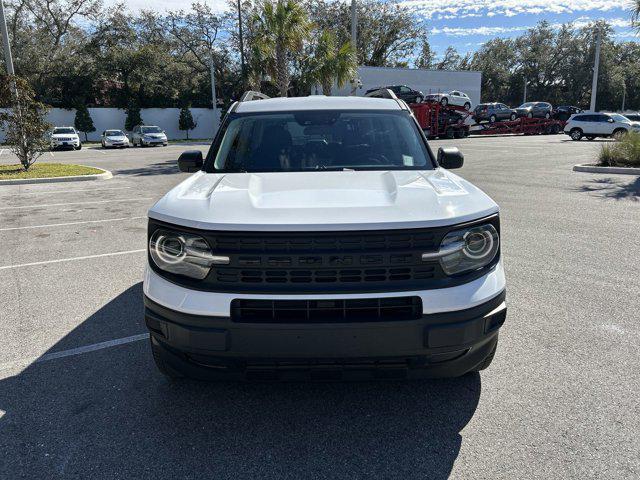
[144,291,506,380]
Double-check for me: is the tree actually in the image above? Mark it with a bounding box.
[178,106,197,139]
[0,76,51,171]
[125,102,142,131]
[633,1,640,33]
[252,0,312,96]
[74,103,95,141]
[311,31,356,95]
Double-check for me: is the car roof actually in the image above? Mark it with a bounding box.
[235,96,404,113]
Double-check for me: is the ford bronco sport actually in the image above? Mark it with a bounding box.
[143,92,507,381]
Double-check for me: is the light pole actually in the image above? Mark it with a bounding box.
[523,78,527,104]
[589,27,601,112]
[0,0,15,76]
[349,0,359,96]
[237,0,245,87]
[210,49,218,128]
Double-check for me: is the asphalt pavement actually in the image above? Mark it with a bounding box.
[0,136,639,479]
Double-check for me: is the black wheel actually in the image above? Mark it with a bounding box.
[570,128,583,141]
[489,114,497,123]
[464,102,471,111]
[454,129,464,138]
[550,124,561,134]
[586,135,596,141]
[415,96,423,103]
[473,340,497,372]
[440,97,448,107]
[545,112,550,119]
[527,112,533,119]
[76,143,82,150]
[613,129,627,141]
[150,338,184,380]
[445,127,455,139]
[510,113,517,121]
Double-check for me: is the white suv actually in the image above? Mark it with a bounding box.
[425,91,472,110]
[565,112,640,141]
[50,127,81,150]
[143,94,506,380]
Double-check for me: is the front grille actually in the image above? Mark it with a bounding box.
[148,216,500,294]
[231,297,422,323]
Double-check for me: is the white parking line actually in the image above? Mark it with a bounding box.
[0,216,146,232]
[0,197,152,210]
[0,249,146,270]
[0,333,149,372]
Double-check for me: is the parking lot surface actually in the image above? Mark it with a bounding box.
[1,137,639,479]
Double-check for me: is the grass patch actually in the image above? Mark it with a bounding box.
[598,131,640,168]
[0,163,103,180]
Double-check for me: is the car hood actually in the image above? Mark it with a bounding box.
[515,106,532,111]
[148,169,498,231]
[106,136,128,140]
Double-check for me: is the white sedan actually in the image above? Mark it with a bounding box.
[425,91,473,110]
[101,130,130,148]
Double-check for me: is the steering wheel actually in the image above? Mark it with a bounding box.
[351,153,389,165]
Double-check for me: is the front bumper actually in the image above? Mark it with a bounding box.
[51,140,80,149]
[143,264,507,379]
[142,138,168,146]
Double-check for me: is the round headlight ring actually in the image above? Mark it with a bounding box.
[463,228,494,260]
[154,233,186,265]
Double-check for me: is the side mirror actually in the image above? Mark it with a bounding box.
[437,147,464,169]
[178,150,203,173]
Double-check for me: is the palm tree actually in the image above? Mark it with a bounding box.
[312,30,357,96]
[253,0,312,97]
[633,0,640,32]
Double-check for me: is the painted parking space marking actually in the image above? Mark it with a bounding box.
[0,333,149,372]
[0,249,146,270]
[0,186,133,196]
[0,216,147,232]
[0,197,153,211]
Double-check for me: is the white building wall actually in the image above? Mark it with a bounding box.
[332,66,483,107]
[1,107,221,143]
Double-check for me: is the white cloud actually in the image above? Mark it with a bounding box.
[401,0,624,20]
[430,17,633,36]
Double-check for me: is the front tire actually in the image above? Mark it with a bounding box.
[415,96,423,104]
[440,97,448,107]
[544,112,550,119]
[570,128,583,141]
[527,112,533,119]
[490,114,497,123]
[613,129,627,141]
[586,135,596,141]
[76,143,82,150]
[510,113,517,121]
[464,102,471,111]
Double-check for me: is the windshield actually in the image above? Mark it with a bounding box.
[105,130,124,136]
[141,126,162,134]
[53,128,75,134]
[610,114,630,123]
[210,111,433,173]
[519,103,534,108]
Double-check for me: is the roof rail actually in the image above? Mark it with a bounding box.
[363,88,398,100]
[239,91,271,102]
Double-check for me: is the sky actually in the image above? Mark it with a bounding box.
[110,0,637,58]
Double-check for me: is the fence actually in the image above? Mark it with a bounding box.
[0,107,221,143]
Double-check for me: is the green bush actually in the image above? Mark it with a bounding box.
[598,131,640,168]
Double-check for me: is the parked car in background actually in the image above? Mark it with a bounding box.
[564,112,640,141]
[50,126,81,150]
[554,106,583,122]
[131,125,168,147]
[101,129,130,149]
[424,91,473,110]
[622,112,640,122]
[365,85,424,103]
[515,102,553,119]
[474,103,517,123]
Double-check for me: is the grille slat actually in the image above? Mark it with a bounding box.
[231,297,422,323]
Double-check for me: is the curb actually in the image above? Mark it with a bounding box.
[573,164,640,176]
[0,167,112,185]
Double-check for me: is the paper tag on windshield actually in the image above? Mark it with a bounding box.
[403,155,414,166]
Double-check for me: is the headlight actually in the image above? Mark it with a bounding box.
[149,230,229,280]
[422,223,499,276]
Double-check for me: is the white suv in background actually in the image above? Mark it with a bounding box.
[131,125,168,147]
[565,113,640,141]
[50,127,81,150]
[143,94,506,381]
[425,91,473,110]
